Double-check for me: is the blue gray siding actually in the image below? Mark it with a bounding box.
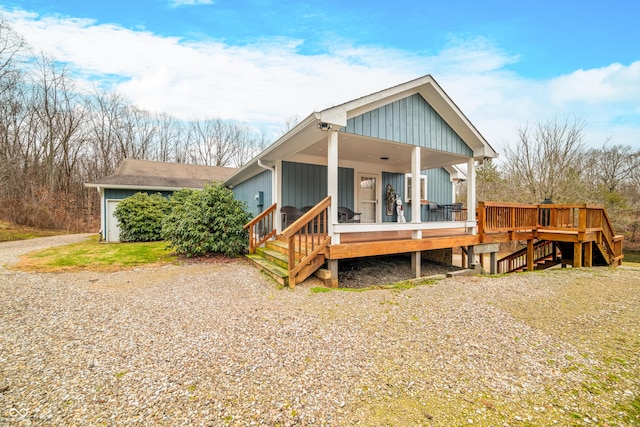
[282,161,354,210]
[424,168,453,205]
[382,168,452,222]
[231,170,273,217]
[382,172,405,222]
[344,94,472,156]
[104,189,173,200]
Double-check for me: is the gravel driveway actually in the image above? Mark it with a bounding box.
[1,235,639,426]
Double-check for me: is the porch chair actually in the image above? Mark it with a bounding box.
[281,206,303,228]
[451,203,464,221]
[338,206,361,223]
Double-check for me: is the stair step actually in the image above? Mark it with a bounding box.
[266,238,289,254]
[256,247,289,269]
[246,254,289,286]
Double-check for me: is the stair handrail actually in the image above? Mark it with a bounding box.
[497,240,557,273]
[281,196,331,286]
[588,204,624,264]
[243,203,277,254]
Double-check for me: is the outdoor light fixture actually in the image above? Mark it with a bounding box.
[317,122,332,131]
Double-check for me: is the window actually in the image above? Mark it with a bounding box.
[404,174,427,202]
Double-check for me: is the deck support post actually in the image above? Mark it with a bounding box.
[573,242,583,267]
[467,245,475,269]
[489,251,497,275]
[584,242,593,267]
[328,259,338,285]
[411,251,421,278]
[527,239,535,271]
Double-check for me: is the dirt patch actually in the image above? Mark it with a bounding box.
[337,254,466,288]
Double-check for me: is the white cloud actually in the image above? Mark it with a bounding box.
[2,7,638,149]
[167,0,214,7]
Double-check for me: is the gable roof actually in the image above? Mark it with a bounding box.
[225,75,497,187]
[85,159,237,191]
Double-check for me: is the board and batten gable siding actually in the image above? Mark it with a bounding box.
[343,94,473,156]
[231,169,273,217]
[282,161,354,210]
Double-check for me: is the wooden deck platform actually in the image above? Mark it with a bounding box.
[244,201,624,287]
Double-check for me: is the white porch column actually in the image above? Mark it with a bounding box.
[411,146,421,223]
[411,146,422,241]
[466,158,477,234]
[327,129,339,241]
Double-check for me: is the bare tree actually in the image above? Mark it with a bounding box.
[585,143,636,193]
[502,117,587,203]
[0,19,26,98]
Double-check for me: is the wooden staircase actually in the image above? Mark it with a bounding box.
[246,236,326,287]
[498,240,562,273]
[498,237,621,274]
[243,197,331,288]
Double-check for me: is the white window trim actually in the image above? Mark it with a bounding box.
[404,174,427,203]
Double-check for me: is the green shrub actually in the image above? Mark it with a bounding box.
[161,183,250,257]
[113,192,170,242]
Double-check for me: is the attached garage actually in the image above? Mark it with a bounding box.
[85,159,236,242]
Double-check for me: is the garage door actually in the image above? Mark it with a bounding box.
[106,200,121,242]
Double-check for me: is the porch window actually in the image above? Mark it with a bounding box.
[405,174,427,202]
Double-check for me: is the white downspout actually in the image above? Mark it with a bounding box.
[257,159,279,232]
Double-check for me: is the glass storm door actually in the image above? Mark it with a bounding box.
[358,175,377,223]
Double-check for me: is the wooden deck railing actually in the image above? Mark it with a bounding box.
[243,203,277,254]
[281,196,331,287]
[479,202,623,265]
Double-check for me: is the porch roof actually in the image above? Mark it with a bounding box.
[225,75,497,187]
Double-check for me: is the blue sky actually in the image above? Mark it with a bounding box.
[1,0,639,150]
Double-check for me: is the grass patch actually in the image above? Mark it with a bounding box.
[312,278,441,294]
[623,249,640,264]
[0,220,66,241]
[13,235,176,272]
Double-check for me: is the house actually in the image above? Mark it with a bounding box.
[85,159,236,242]
[226,75,497,284]
[227,75,623,287]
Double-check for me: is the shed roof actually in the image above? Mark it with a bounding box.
[85,159,237,191]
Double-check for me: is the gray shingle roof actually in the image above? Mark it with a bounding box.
[85,159,237,190]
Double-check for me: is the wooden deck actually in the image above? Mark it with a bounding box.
[244,201,624,287]
[328,228,479,259]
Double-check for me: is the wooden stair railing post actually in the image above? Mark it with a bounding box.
[477,202,486,242]
[243,203,277,254]
[281,196,332,288]
[578,205,587,241]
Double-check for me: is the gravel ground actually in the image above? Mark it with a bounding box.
[1,235,639,426]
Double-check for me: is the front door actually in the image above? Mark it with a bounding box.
[358,174,378,223]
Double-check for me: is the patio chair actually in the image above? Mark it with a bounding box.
[281,206,303,228]
[338,206,361,223]
[451,203,464,220]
